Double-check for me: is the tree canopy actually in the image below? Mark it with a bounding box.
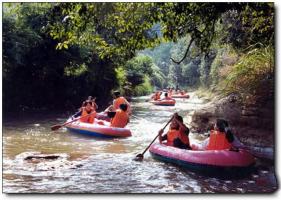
[2,2,274,112]
[48,2,274,64]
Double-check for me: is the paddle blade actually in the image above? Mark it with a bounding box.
[133,154,144,162]
[51,124,62,131]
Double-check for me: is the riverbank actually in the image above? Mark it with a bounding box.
[181,91,274,161]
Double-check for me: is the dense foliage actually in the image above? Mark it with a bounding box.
[3,2,274,112]
[3,3,118,111]
[223,45,274,105]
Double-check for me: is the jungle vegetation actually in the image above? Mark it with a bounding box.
[3,2,274,112]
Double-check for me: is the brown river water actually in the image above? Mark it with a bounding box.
[2,94,278,193]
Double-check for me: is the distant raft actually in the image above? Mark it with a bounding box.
[150,99,176,106]
[66,119,132,138]
[171,93,190,99]
[149,143,255,176]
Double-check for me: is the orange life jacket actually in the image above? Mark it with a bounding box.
[113,97,130,112]
[110,109,129,128]
[167,129,182,146]
[206,130,232,150]
[166,128,190,148]
[80,108,96,124]
[154,93,161,100]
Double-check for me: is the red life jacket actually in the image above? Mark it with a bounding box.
[206,130,232,150]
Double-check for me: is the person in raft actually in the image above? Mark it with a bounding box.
[87,96,98,110]
[105,91,131,115]
[180,90,186,95]
[168,88,173,98]
[150,91,158,100]
[161,92,174,100]
[72,100,96,124]
[191,119,236,150]
[158,113,191,149]
[80,96,98,111]
[109,103,129,128]
[151,91,162,101]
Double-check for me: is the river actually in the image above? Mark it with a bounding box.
[2,93,278,193]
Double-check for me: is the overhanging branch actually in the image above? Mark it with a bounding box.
[170,37,195,64]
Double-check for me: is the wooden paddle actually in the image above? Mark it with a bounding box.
[134,115,174,161]
[51,112,93,131]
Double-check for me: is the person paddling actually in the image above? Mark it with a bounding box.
[72,100,96,124]
[150,91,158,101]
[88,96,98,110]
[80,96,98,111]
[158,113,191,149]
[151,91,162,101]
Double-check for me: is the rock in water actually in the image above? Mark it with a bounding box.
[15,152,84,171]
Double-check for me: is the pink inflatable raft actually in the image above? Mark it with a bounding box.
[66,119,131,138]
[150,99,176,106]
[149,143,255,176]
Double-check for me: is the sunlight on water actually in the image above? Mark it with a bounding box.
[2,93,277,193]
